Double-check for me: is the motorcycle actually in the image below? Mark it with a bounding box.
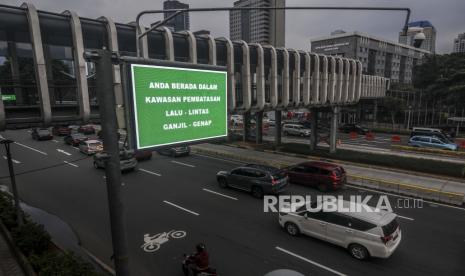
[141,230,186,252]
[182,254,217,276]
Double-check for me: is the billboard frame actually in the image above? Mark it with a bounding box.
[121,57,228,151]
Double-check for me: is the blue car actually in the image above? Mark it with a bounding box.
[408,136,457,151]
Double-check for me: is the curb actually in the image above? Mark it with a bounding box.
[80,246,115,276]
[192,145,465,206]
[391,144,465,158]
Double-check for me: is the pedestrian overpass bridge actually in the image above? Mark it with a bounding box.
[0,3,388,151]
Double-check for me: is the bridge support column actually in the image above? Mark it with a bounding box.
[274,110,282,146]
[243,112,250,142]
[256,111,263,144]
[310,109,318,151]
[329,106,339,154]
[373,99,378,127]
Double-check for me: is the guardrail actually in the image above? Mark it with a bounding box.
[347,174,464,205]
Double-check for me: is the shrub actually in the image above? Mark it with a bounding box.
[0,192,19,229]
[29,251,101,276]
[12,221,51,256]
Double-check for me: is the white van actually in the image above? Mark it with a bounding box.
[279,199,401,260]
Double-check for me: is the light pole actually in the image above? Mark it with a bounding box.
[407,105,412,130]
[0,139,23,226]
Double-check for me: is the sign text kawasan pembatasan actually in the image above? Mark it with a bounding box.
[130,64,228,149]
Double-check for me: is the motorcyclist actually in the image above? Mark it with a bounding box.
[184,243,210,275]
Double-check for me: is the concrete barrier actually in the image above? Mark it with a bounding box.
[348,174,464,205]
[391,144,465,158]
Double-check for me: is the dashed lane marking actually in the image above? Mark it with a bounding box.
[139,168,162,177]
[275,246,347,276]
[14,142,47,155]
[57,149,72,156]
[163,200,199,216]
[63,161,79,168]
[171,160,195,167]
[202,188,238,200]
[2,156,21,164]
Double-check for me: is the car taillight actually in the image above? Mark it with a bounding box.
[271,177,278,185]
[380,234,393,244]
[330,172,338,182]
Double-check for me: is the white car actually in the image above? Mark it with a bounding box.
[279,199,401,260]
[79,139,103,155]
[282,124,311,137]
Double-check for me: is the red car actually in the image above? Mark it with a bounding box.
[52,125,72,136]
[64,133,88,146]
[78,125,96,135]
[286,161,346,192]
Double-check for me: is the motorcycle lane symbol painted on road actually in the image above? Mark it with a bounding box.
[141,230,187,252]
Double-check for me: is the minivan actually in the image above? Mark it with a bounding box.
[279,199,402,260]
[286,162,346,191]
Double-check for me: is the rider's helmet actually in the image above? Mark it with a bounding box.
[196,243,206,252]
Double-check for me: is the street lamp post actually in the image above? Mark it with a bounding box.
[0,139,23,226]
[407,105,412,130]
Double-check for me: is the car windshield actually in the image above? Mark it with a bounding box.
[88,142,101,148]
[72,134,86,139]
[38,129,50,135]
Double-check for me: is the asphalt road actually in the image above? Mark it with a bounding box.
[1,129,464,276]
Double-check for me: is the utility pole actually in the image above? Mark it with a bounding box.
[84,49,129,276]
[0,139,23,226]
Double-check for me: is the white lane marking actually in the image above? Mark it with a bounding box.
[163,200,199,216]
[63,161,79,168]
[52,140,59,143]
[71,147,79,150]
[2,156,21,164]
[275,246,347,276]
[171,160,195,168]
[346,184,465,212]
[139,168,162,177]
[14,142,47,155]
[202,188,238,200]
[0,134,4,139]
[193,153,245,165]
[397,215,414,221]
[27,130,32,133]
[57,149,72,156]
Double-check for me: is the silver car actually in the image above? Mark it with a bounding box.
[279,199,402,260]
[408,135,457,151]
[282,124,311,137]
[93,150,138,172]
[79,139,103,155]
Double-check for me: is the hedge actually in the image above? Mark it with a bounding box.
[0,191,102,275]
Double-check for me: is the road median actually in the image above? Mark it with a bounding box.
[192,144,465,206]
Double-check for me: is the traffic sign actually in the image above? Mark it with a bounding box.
[128,64,227,149]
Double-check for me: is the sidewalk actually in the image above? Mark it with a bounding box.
[192,143,465,205]
[0,230,25,276]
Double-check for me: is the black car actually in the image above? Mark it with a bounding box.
[64,133,88,146]
[31,128,53,141]
[216,164,289,198]
[339,124,369,134]
[157,146,190,157]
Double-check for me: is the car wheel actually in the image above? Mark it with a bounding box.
[251,186,264,198]
[317,184,328,192]
[285,222,299,236]
[218,178,228,188]
[171,151,176,158]
[300,133,304,137]
[283,131,288,136]
[93,162,99,169]
[349,244,369,260]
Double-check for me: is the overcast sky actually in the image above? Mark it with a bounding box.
[4,0,465,53]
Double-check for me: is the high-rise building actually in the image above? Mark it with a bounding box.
[453,33,465,53]
[399,21,436,53]
[163,0,190,32]
[229,0,285,47]
[311,31,430,84]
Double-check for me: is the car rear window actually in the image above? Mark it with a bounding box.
[382,217,399,236]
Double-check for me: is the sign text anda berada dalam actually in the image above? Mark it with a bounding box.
[145,82,221,104]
